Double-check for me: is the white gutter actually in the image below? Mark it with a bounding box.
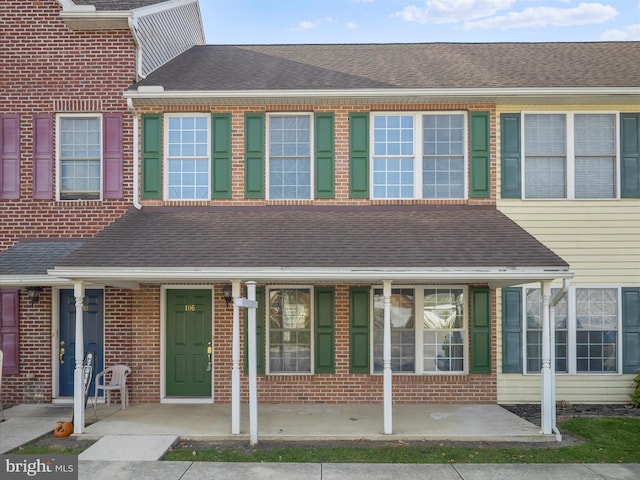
[48,266,572,284]
[0,275,74,287]
[125,86,640,101]
[127,97,142,209]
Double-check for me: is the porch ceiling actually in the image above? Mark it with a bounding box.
[48,205,571,287]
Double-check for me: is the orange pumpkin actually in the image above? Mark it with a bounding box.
[54,421,74,438]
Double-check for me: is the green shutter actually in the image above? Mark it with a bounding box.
[315,287,335,373]
[244,287,265,374]
[315,113,335,199]
[244,113,264,199]
[470,112,490,198]
[622,287,640,373]
[621,113,640,198]
[349,287,370,373]
[349,113,369,199]
[141,114,162,199]
[501,287,523,373]
[471,287,491,374]
[211,114,231,199]
[500,113,521,199]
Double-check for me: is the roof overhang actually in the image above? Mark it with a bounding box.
[124,86,640,107]
[47,266,573,289]
[59,10,132,30]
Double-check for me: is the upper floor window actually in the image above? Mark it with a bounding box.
[372,113,466,200]
[372,286,467,374]
[267,114,312,200]
[58,115,102,200]
[165,114,210,200]
[524,113,617,199]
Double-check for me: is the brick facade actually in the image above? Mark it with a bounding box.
[0,0,135,402]
[137,104,497,208]
[128,285,497,405]
[1,1,500,406]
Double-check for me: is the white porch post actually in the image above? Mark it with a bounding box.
[73,281,85,434]
[383,280,393,435]
[540,280,553,435]
[231,280,242,435]
[246,281,258,445]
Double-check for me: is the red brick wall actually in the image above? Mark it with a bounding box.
[0,0,136,402]
[0,0,136,251]
[138,104,497,207]
[128,285,497,405]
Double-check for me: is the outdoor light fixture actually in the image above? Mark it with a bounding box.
[222,283,233,307]
[26,286,43,306]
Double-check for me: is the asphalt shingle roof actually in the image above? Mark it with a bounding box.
[131,42,640,91]
[56,205,568,269]
[0,240,85,275]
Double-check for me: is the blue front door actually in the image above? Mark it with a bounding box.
[59,289,104,396]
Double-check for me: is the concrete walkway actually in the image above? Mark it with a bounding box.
[77,462,640,480]
[2,404,639,479]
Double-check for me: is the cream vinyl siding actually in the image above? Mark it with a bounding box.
[496,201,640,285]
[495,104,639,404]
[496,292,637,404]
[496,104,640,285]
[497,374,635,404]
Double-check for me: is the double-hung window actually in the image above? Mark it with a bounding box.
[58,114,102,200]
[268,287,312,373]
[372,287,467,374]
[523,286,619,374]
[166,114,210,200]
[372,113,466,200]
[523,113,617,199]
[268,114,312,200]
[575,288,618,373]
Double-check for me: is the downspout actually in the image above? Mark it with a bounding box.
[549,279,571,441]
[127,97,142,210]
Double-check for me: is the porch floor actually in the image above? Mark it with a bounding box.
[83,403,550,443]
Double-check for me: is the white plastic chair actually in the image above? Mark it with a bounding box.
[94,365,131,410]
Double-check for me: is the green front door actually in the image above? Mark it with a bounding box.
[166,289,212,397]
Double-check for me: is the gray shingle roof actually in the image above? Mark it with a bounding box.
[0,240,85,275]
[56,206,568,269]
[131,42,640,91]
[71,0,169,10]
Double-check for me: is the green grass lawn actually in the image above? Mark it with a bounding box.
[163,417,640,464]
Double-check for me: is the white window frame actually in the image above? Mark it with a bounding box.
[265,113,315,201]
[56,113,103,201]
[521,285,622,375]
[521,111,620,200]
[266,285,314,375]
[370,285,469,375]
[163,113,211,201]
[369,112,468,200]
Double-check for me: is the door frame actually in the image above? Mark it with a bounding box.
[51,286,105,401]
[160,285,215,404]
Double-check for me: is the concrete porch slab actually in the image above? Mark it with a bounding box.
[82,403,551,443]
